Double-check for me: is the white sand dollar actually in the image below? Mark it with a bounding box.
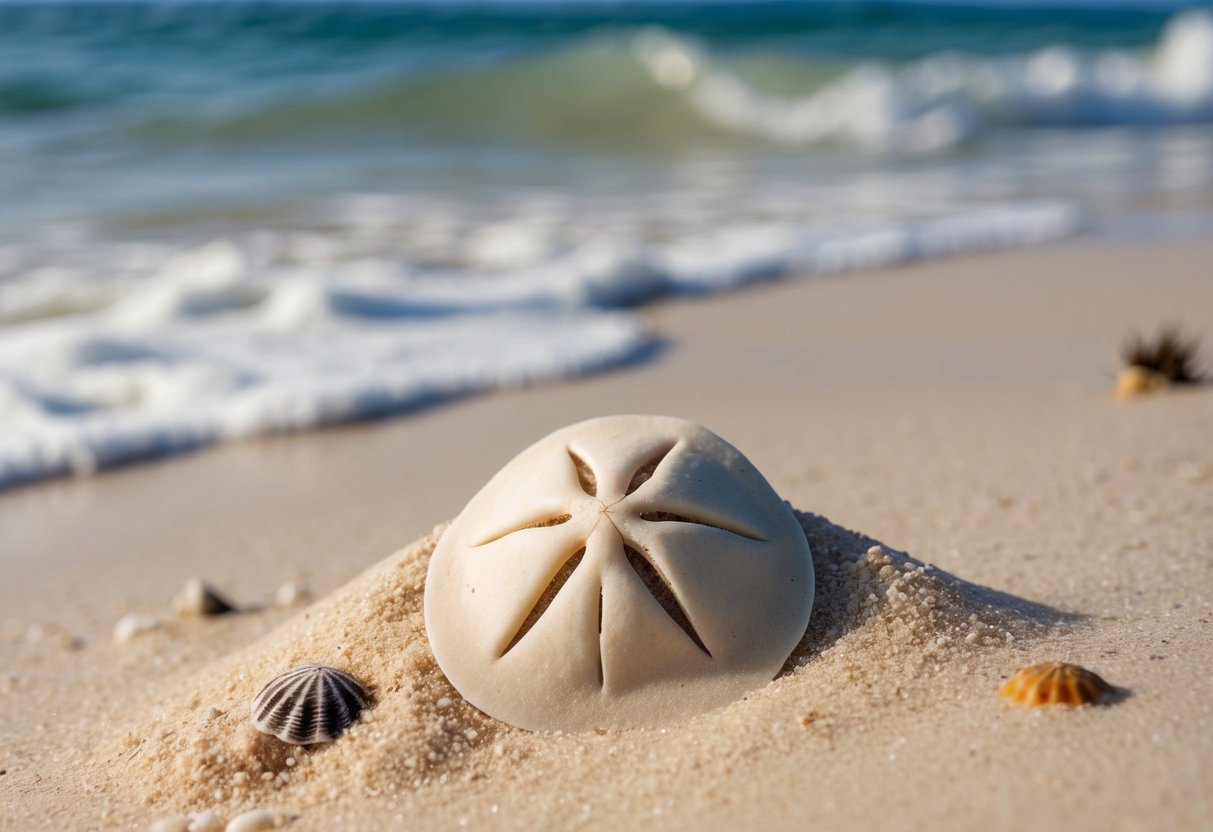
[424,414,814,731]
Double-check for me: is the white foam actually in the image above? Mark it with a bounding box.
[0,199,1082,488]
[0,303,649,488]
[657,202,1081,292]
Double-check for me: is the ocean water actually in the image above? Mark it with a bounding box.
[2,0,1212,487]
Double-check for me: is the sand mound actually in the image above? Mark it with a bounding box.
[102,511,1071,821]
[788,511,1067,674]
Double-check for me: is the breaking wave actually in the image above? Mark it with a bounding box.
[85,10,1213,154]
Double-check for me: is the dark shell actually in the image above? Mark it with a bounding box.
[249,664,370,744]
[174,577,236,616]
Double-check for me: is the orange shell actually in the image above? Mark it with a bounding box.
[999,662,1114,707]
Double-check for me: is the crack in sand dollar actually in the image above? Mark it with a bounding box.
[470,513,572,547]
[500,545,586,656]
[621,542,711,658]
[624,444,675,495]
[424,415,814,731]
[637,510,766,541]
[569,448,598,496]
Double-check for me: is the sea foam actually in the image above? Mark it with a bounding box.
[0,202,1078,488]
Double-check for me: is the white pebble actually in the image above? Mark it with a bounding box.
[275,581,310,607]
[112,613,160,644]
[173,578,235,617]
[225,809,284,832]
[149,816,190,832]
[188,810,225,832]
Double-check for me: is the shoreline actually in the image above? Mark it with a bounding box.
[3,236,1212,830]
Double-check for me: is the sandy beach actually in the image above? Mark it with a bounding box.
[2,236,1212,831]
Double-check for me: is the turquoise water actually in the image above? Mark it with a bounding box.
[1,1,1212,487]
[2,1,1212,233]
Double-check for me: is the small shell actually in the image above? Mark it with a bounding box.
[249,665,369,744]
[112,612,160,644]
[173,578,236,617]
[188,811,225,832]
[999,662,1114,706]
[274,581,311,607]
[225,809,286,832]
[1115,366,1170,399]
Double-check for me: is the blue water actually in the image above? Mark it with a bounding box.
[1,1,1212,487]
[2,0,1212,233]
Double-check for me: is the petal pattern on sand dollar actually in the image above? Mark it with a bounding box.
[628,442,773,542]
[425,415,813,731]
[614,517,779,664]
[466,518,593,658]
[464,446,588,546]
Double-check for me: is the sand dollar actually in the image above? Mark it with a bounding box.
[424,414,814,731]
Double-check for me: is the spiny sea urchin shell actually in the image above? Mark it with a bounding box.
[999,662,1114,707]
[249,664,370,744]
[1115,326,1205,398]
[1121,326,1204,384]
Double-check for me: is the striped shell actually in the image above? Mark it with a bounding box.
[249,664,370,744]
[999,662,1114,707]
